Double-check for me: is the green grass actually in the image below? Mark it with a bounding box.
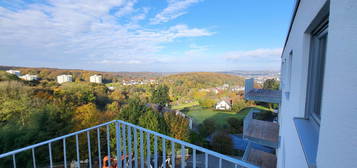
[185,105,271,127]
[172,101,199,110]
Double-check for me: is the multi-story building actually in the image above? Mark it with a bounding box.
[6,70,21,76]
[57,74,73,84]
[245,0,357,168]
[20,74,38,81]
[90,75,102,84]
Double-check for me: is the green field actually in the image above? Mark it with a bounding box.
[185,106,271,127]
[172,101,199,110]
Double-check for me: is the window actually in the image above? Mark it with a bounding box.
[305,21,328,125]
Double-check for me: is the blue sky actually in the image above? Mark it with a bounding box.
[0,0,294,72]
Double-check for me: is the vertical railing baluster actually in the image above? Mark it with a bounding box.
[147,132,151,167]
[12,154,16,168]
[97,128,102,168]
[171,141,175,168]
[128,126,132,168]
[162,138,166,168]
[154,135,157,168]
[76,134,80,168]
[234,164,238,168]
[122,124,127,168]
[140,130,144,168]
[107,125,111,167]
[134,128,138,168]
[116,122,122,168]
[87,131,92,168]
[63,138,67,168]
[205,153,208,168]
[49,143,53,168]
[32,148,36,168]
[180,145,184,168]
[193,149,196,168]
[219,158,222,168]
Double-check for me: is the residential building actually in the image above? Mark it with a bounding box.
[90,75,102,83]
[6,70,20,76]
[20,74,38,81]
[215,99,232,110]
[57,74,73,84]
[244,0,357,168]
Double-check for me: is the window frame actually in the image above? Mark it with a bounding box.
[305,20,328,126]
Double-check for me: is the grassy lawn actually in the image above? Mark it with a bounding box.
[185,106,271,127]
[172,101,199,110]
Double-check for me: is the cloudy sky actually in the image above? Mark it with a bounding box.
[0,0,294,72]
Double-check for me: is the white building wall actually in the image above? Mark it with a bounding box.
[57,75,72,84]
[278,0,328,168]
[90,75,102,83]
[279,0,357,168]
[317,0,357,167]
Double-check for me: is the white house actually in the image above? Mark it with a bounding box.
[6,70,21,76]
[89,75,102,84]
[20,74,38,81]
[57,75,72,84]
[215,100,232,110]
[277,0,357,168]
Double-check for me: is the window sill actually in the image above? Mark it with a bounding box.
[294,118,319,168]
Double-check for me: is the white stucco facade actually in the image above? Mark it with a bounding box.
[215,100,231,110]
[57,74,73,84]
[278,0,357,168]
[90,75,102,83]
[20,74,38,81]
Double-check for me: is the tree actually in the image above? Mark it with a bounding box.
[118,97,147,124]
[199,118,217,137]
[198,97,216,108]
[74,103,98,130]
[164,112,189,141]
[263,79,280,90]
[151,84,170,111]
[139,109,166,133]
[211,131,234,155]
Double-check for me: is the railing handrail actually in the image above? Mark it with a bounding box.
[0,120,116,158]
[0,119,259,168]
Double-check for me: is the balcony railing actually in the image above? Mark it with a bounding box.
[244,79,281,104]
[243,110,279,149]
[0,120,259,168]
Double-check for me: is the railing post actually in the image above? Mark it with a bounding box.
[140,130,144,168]
[181,145,184,168]
[87,131,92,168]
[193,149,196,168]
[12,154,16,168]
[147,132,151,167]
[171,141,175,168]
[107,125,111,167]
[122,124,127,167]
[49,143,53,168]
[162,138,166,168]
[128,126,132,168]
[32,148,36,168]
[205,153,208,168]
[63,138,67,168]
[154,135,158,168]
[76,134,80,168]
[134,128,138,168]
[97,128,102,168]
[116,122,122,168]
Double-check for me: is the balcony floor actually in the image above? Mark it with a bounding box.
[246,148,276,168]
[244,119,279,148]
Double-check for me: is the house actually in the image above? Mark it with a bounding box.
[20,74,38,81]
[215,99,232,110]
[57,75,72,84]
[89,75,102,84]
[6,70,20,76]
[243,1,357,168]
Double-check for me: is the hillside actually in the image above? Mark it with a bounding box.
[0,65,164,83]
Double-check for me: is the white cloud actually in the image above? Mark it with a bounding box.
[150,0,202,24]
[0,0,211,69]
[224,48,282,61]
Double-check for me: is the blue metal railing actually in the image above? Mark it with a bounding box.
[0,120,259,168]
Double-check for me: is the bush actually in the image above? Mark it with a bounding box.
[211,131,234,155]
[198,118,217,137]
[227,117,243,134]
